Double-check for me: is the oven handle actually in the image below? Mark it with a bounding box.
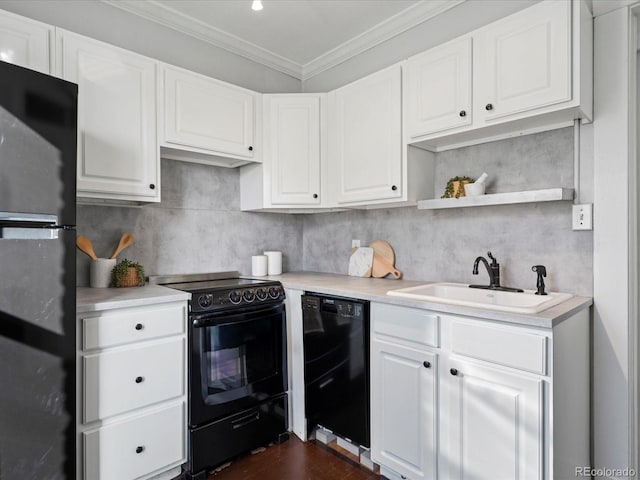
[232,410,261,430]
[191,303,284,328]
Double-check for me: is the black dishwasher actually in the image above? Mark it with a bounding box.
[302,293,370,447]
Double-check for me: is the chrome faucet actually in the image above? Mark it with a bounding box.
[472,251,501,288]
[470,251,524,292]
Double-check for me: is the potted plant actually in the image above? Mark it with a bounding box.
[441,176,474,199]
[111,258,145,287]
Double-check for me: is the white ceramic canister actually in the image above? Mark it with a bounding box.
[263,251,283,275]
[90,258,116,288]
[251,255,268,276]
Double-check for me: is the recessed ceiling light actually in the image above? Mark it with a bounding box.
[251,0,263,11]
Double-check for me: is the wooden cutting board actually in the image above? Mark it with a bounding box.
[348,247,373,277]
[369,240,402,279]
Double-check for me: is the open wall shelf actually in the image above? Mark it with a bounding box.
[416,188,574,210]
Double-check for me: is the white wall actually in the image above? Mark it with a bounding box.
[0,0,301,93]
[593,5,635,476]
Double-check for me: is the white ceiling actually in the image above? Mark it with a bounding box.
[103,0,464,80]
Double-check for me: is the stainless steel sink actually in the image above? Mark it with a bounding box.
[387,282,573,314]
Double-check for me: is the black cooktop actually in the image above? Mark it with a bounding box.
[148,272,284,311]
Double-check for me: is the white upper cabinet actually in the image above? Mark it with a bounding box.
[57,30,159,202]
[0,9,52,74]
[267,95,321,206]
[240,94,326,212]
[405,36,472,139]
[160,64,258,166]
[475,0,571,122]
[328,64,403,205]
[406,0,592,151]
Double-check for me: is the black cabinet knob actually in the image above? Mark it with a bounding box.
[136,446,144,454]
[135,376,144,384]
[485,103,493,111]
[450,368,458,376]
[423,361,431,368]
[135,323,143,331]
[391,185,397,191]
[313,193,318,199]
[149,184,155,190]
[248,146,253,151]
[459,110,466,117]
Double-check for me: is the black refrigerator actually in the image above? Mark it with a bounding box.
[0,61,78,479]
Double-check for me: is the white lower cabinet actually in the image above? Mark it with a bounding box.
[77,300,188,480]
[371,302,590,480]
[371,340,437,480]
[440,358,543,480]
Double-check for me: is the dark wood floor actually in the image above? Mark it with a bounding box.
[208,436,379,480]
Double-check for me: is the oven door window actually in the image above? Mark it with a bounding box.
[202,312,280,400]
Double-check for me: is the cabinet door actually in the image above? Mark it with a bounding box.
[57,30,159,201]
[266,95,321,205]
[405,37,472,138]
[0,10,52,74]
[441,358,543,480]
[371,339,437,480]
[475,0,571,122]
[329,65,402,204]
[162,65,256,159]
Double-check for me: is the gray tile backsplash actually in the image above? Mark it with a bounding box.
[77,127,593,296]
[76,159,304,286]
[303,127,593,296]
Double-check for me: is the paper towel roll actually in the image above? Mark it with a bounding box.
[252,255,268,276]
[264,251,282,275]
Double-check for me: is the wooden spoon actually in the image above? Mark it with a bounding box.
[76,235,98,261]
[109,232,133,259]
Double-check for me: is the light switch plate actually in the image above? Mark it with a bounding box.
[572,204,593,230]
[351,239,361,248]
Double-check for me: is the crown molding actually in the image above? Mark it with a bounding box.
[102,0,465,82]
[102,0,303,78]
[301,0,465,80]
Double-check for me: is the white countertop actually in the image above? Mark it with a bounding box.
[76,272,592,328]
[77,284,191,314]
[258,272,592,329]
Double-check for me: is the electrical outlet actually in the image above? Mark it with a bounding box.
[351,239,361,248]
[572,204,593,230]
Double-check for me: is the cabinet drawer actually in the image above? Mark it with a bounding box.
[82,303,185,350]
[372,303,439,347]
[450,320,547,374]
[83,338,185,422]
[83,402,185,480]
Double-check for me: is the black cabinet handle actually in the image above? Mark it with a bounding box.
[135,323,143,331]
[149,184,155,190]
[485,103,493,111]
[459,110,466,117]
[391,185,397,191]
[248,146,254,151]
[313,193,318,199]
[136,446,145,454]
[135,376,144,384]
[450,368,458,376]
[423,361,431,368]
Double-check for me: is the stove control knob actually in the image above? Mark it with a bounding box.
[229,290,242,304]
[268,287,281,299]
[198,294,213,309]
[256,288,268,301]
[243,289,255,302]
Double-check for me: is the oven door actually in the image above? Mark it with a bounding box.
[190,303,287,427]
